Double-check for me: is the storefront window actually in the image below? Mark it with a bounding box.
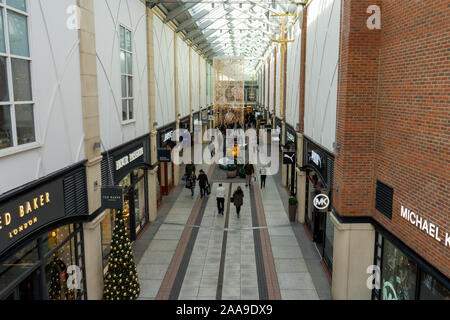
[134,169,146,234]
[101,210,113,268]
[0,223,85,300]
[381,239,417,300]
[419,270,450,300]
[0,240,38,294]
[101,169,148,263]
[45,236,80,300]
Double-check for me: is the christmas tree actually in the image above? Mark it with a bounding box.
[103,210,140,300]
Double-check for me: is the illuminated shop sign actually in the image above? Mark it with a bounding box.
[115,147,144,172]
[163,131,173,143]
[0,178,65,255]
[311,150,322,168]
[287,131,295,143]
[400,205,450,248]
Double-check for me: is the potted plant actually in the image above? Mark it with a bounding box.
[226,164,237,178]
[288,197,298,222]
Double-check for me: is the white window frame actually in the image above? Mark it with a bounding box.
[0,0,38,157]
[119,24,134,124]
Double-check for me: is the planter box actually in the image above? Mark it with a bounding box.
[289,204,297,222]
[226,169,237,178]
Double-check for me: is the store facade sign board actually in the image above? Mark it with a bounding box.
[101,187,123,210]
[283,151,296,164]
[158,149,172,163]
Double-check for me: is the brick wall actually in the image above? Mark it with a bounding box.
[334,0,449,277]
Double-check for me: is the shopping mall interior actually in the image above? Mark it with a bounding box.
[0,0,448,302]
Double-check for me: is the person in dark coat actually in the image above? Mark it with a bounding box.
[232,186,244,218]
[187,171,197,198]
[198,169,209,198]
[185,161,196,178]
[244,162,255,187]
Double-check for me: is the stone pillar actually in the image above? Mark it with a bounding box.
[331,213,375,300]
[147,167,158,222]
[77,0,103,300]
[296,132,305,223]
[147,7,158,222]
[82,212,105,300]
[173,31,179,187]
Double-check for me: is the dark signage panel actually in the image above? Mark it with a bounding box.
[0,177,65,256]
[101,187,123,210]
[158,149,172,163]
[113,142,145,183]
[283,151,296,164]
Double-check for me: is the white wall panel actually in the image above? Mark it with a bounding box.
[269,55,275,113]
[265,62,269,109]
[154,16,175,128]
[200,58,207,109]
[286,20,301,128]
[275,50,281,117]
[177,37,190,118]
[95,0,149,150]
[0,0,85,194]
[304,0,340,151]
[191,50,199,111]
[207,63,212,106]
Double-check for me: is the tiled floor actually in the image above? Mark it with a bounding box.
[133,160,331,300]
[258,170,320,300]
[136,163,211,300]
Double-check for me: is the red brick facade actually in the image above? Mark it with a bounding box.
[334,0,449,277]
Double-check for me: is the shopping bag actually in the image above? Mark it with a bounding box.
[206,184,211,195]
[230,196,234,203]
[185,179,192,189]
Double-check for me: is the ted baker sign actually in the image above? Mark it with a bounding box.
[400,205,450,248]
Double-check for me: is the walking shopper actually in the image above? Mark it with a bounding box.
[244,162,255,187]
[208,139,215,158]
[232,186,244,218]
[187,171,197,198]
[198,169,209,198]
[185,161,196,178]
[260,166,267,189]
[216,183,226,215]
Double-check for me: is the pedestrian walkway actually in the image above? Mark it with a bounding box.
[259,174,319,300]
[133,162,331,300]
[135,163,211,300]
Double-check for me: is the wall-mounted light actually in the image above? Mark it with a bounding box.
[93,141,101,150]
[153,121,158,127]
[296,123,300,131]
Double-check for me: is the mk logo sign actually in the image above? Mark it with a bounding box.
[313,194,330,210]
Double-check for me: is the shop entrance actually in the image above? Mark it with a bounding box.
[306,172,325,249]
[120,169,149,241]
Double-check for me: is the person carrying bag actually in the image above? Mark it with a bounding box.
[232,186,244,218]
